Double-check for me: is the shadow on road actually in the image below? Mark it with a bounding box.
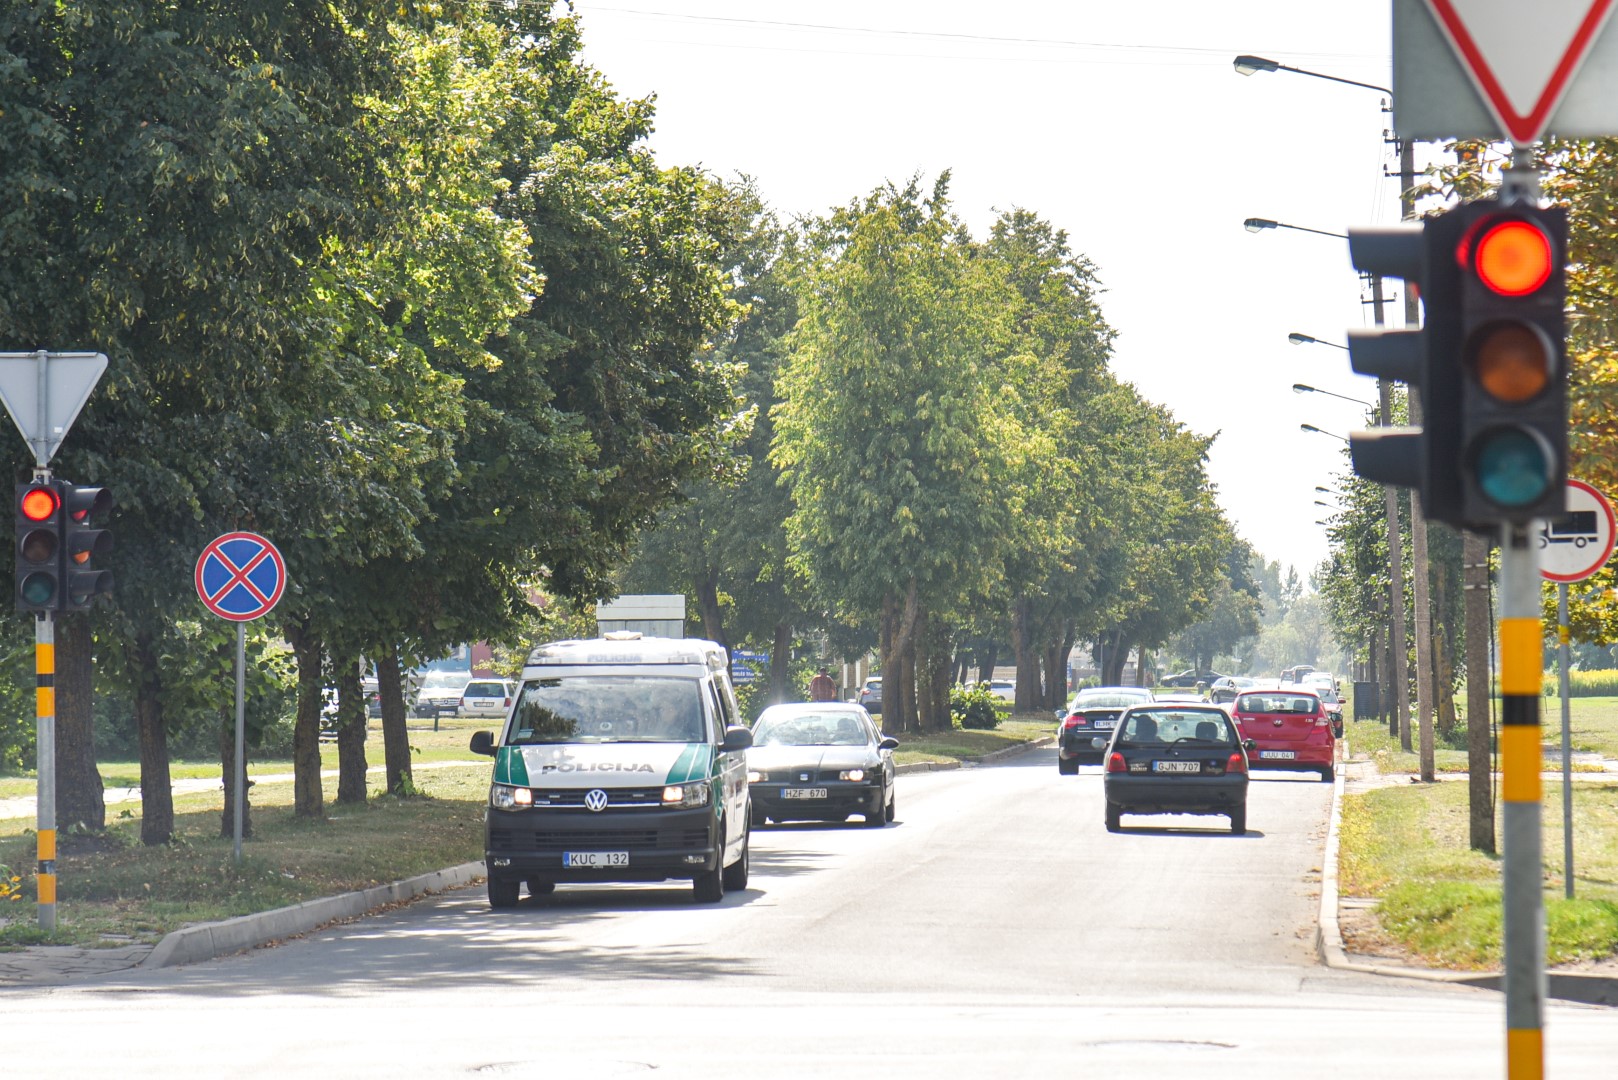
[1109,824,1268,838]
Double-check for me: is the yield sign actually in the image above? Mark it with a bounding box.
[195,532,287,622]
[1426,0,1618,144]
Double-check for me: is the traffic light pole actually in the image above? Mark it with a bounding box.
[1499,523,1544,1080]
[35,610,55,931]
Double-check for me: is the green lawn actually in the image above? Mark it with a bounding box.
[1340,690,1618,774]
[1339,780,1618,968]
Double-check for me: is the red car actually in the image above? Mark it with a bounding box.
[1229,689,1336,782]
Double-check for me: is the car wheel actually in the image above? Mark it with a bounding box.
[693,861,724,903]
[1057,756,1079,776]
[1105,802,1122,832]
[488,877,521,909]
[1321,765,1335,783]
[526,880,555,896]
[864,802,886,828]
[1229,807,1247,834]
[885,788,897,823]
[751,804,768,829]
[721,823,750,891]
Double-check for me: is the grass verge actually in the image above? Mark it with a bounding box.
[1338,692,1618,775]
[1338,780,1618,968]
[887,717,1052,766]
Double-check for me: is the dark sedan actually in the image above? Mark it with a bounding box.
[1207,676,1258,705]
[746,703,898,827]
[1055,687,1153,773]
[1099,704,1252,834]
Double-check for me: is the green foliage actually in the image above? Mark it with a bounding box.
[951,682,1005,730]
[1546,669,1618,697]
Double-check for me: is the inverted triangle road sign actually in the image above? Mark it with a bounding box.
[0,351,108,468]
[1425,0,1618,144]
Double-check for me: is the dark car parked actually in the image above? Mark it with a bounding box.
[1159,669,1225,689]
[1099,704,1253,834]
[1207,676,1258,705]
[1055,687,1153,774]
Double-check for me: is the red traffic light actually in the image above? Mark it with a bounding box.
[19,485,59,522]
[1468,219,1554,297]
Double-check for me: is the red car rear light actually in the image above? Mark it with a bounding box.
[1106,752,1126,773]
[1313,715,1330,726]
[1062,715,1085,730]
[1227,752,1246,775]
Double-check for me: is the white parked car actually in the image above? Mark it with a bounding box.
[458,679,515,719]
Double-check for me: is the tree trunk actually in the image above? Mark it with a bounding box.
[286,618,326,820]
[334,652,367,805]
[377,644,414,796]
[770,621,793,705]
[694,569,729,658]
[1463,530,1495,853]
[131,628,173,845]
[55,613,104,833]
[878,581,922,734]
[1011,596,1040,713]
[1432,561,1458,744]
[976,643,997,687]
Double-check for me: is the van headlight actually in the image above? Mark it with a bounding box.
[490,784,533,810]
[662,783,711,809]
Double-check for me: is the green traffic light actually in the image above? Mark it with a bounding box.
[1474,427,1553,508]
[20,572,56,606]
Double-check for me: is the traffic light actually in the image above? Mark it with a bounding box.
[15,481,61,612]
[1454,206,1568,523]
[57,482,112,611]
[1346,197,1568,530]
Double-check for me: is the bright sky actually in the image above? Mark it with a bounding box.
[568,0,1422,580]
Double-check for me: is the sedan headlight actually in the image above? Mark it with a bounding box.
[839,768,866,782]
[489,783,533,810]
[662,783,711,809]
[746,769,769,783]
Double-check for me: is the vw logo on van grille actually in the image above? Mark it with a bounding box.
[584,789,609,812]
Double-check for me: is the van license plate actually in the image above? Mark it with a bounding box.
[1260,751,1296,760]
[563,851,629,868]
[783,788,827,799]
[1152,761,1200,773]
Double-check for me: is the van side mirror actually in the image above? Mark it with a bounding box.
[469,730,496,757]
[720,726,754,752]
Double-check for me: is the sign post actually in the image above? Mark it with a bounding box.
[195,532,287,861]
[1540,478,1616,903]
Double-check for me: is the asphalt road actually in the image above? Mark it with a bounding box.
[7,746,1614,1077]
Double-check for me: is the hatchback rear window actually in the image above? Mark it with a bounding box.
[1118,709,1237,745]
[1237,694,1319,714]
[464,682,507,697]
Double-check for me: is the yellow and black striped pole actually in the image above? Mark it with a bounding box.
[1499,524,1544,1079]
[35,611,56,931]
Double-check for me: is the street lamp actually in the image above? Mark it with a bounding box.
[1293,383,1377,411]
[1290,332,1349,350]
[1231,54,1392,97]
[1316,485,1344,496]
[1243,217,1348,240]
[1300,423,1348,443]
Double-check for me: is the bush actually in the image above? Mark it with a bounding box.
[1549,668,1618,698]
[952,682,1005,730]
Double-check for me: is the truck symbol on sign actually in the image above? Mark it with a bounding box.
[1539,511,1599,549]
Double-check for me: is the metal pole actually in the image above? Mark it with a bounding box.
[35,611,56,930]
[1499,523,1544,1080]
[1558,583,1573,899]
[1372,273,1411,742]
[234,621,246,862]
[1399,137,1434,768]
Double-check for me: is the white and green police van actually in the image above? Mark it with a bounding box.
[468,633,754,908]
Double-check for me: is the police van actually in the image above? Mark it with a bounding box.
[468,633,754,908]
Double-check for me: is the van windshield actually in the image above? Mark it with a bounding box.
[507,676,706,744]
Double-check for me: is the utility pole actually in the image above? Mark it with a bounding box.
[1400,137,1436,773]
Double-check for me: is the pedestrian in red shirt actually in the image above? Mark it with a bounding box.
[809,667,837,702]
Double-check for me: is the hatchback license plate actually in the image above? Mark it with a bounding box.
[1260,750,1296,760]
[783,787,827,799]
[1152,760,1200,773]
[563,851,629,868]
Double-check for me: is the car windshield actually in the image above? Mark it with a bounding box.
[1073,691,1150,709]
[1118,709,1237,746]
[1237,693,1319,714]
[421,671,470,690]
[753,709,871,746]
[507,676,705,744]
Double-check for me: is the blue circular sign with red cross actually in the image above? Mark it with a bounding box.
[195,532,286,621]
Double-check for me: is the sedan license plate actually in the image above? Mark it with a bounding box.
[563,851,629,868]
[1152,760,1200,773]
[783,787,827,799]
[1093,719,1117,730]
[1260,750,1296,760]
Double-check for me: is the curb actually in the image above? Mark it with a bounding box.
[142,860,485,970]
[895,735,1053,775]
[1317,745,1617,1007]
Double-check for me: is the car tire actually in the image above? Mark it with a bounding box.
[488,877,521,909]
[1321,765,1335,783]
[1057,756,1079,776]
[885,789,897,823]
[1105,802,1122,832]
[526,880,555,896]
[864,802,886,828]
[751,805,768,829]
[693,862,724,903]
[721,823,750,891]
[1229,807,1247,834]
